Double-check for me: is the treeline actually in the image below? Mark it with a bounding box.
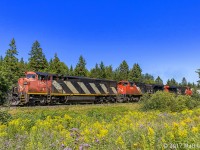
[0,38,198,103]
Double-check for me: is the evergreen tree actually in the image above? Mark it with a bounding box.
[196,69,200,84]
[128,63,142,82]
[18,58,27,77]
[90,63,100,78]
[28,41,48,72]
[142,73,155,84]
[2,38,19,86]
[69,65,74,76]
[0,56,3,68]
[113,68,120,81]
[155,76,163,85]
[48,53,69,75]
[99,61,106,79]
[0,72,9,104]
[74,55,88,77]
[181,77,187,86]
[167,78,178,86]
[119,60,129,80]
[105,65,114,80]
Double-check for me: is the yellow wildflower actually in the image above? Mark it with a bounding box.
[192,127,198,133]
[178,129,187,138]
[184,118,192,123]
[172,122,179,129]
[148,127,154,136]
[116,136,124,145]
[98,128,108,138]
[180,121,186,127]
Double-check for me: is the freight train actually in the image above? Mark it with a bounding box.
[10,71,192,106]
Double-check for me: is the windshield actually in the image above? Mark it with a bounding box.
[26,74,36,79]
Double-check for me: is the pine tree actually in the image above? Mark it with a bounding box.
[142,73,155,84]
[0,72,9,104]
[105,65,114,80]
[90,63,100,78]
[196,69,200,84]
[48,53,69,75]
[0,56,3,68]
[28,41,48,72]
[155,76,163,85]
[113,68,120,81]
[181,77,187,86]
[167,78,178,86]
[99,61,106,79]
[18,58,27,77]
[69,65,74,76]
[2,38,19,86]
[128,63,142,82]
[119,60,129,80]
[74,55,88,77]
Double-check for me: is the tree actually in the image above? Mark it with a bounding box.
[142,73,155,84]
[167,78,178,86]
[0,56,3,67]
[0,72,9,104]
[74,55,88,77]
[28,41,48,72]
[2,38,19,87]
[181,77,187,86]
[69,65,74,76]
[196,69,200,84]
[114,60,129,81]
[105,65,114,80]
[128,63,142,82]
[48,53,69,75]
[155,76,163,85]
[18,58,27,77]
[99,61,106,79]
[119,60,129,80]
[90,63,100,78]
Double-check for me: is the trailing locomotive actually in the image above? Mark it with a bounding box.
[10,71,142,105]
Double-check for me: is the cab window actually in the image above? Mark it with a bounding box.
[122,82,128,86]
[26,74,36,79]
[129,82,135,87]
[38,75,46,80]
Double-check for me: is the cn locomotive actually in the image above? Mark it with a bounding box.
[10,71,192,106]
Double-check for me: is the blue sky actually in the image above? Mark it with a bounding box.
[0,0,200,84]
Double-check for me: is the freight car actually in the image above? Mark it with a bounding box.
[10,71,142,106]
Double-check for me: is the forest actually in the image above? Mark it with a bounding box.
[0,38,200,104]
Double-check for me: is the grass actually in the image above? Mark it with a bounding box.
[0,103,200,150]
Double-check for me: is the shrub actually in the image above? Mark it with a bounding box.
[141,91,200,112]
[141,91,175,111]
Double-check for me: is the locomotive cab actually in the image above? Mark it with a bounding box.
[164,85,177,94]
[117,81,142,102]
[11,71,52,105]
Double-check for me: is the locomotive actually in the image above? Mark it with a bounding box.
[10,71,192,106]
